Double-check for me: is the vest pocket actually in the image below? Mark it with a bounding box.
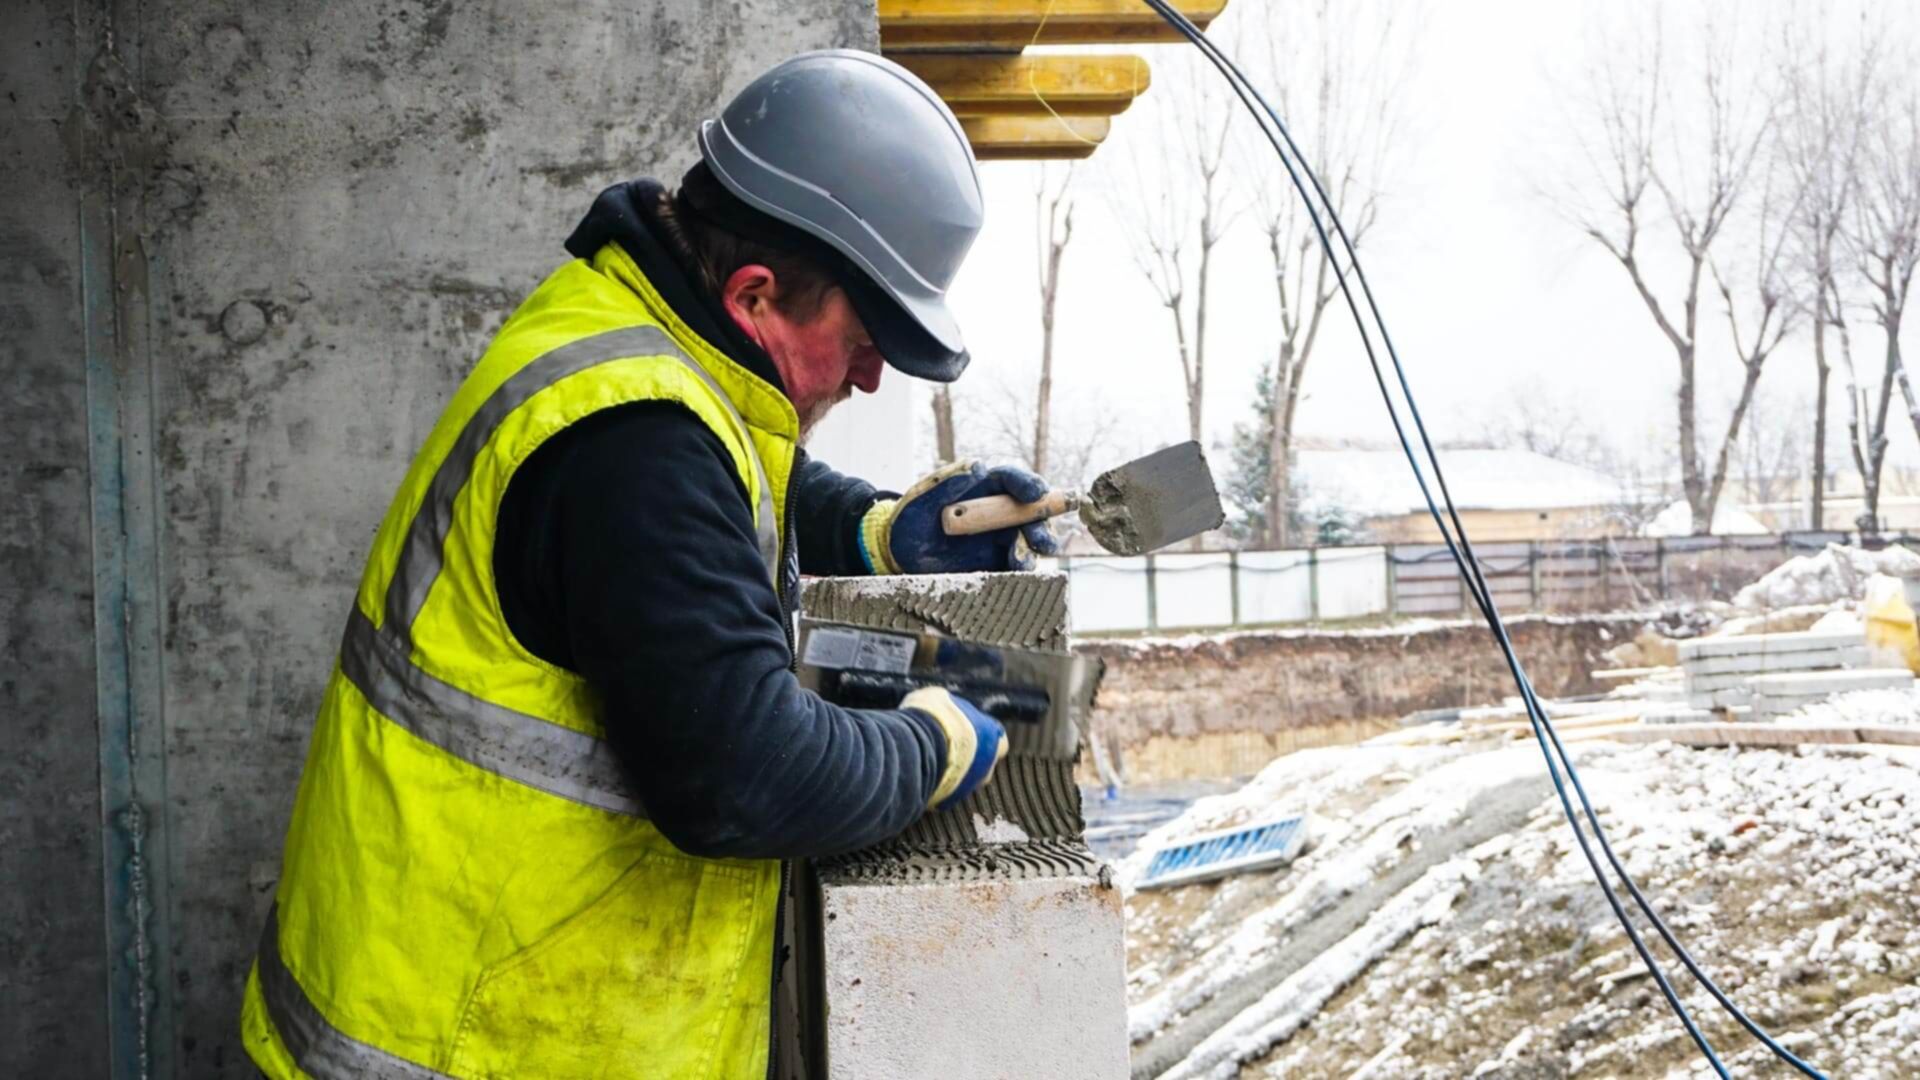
[448,851,769,1079]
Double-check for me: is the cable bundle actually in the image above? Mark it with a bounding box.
[1139,2,1827,1075]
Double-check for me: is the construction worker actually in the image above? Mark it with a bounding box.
[241,51,1056,1078]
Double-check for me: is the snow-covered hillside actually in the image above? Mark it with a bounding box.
[1122,733,1920,1079]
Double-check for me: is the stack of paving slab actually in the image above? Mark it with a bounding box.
[1749,668,1917,720]
[1679,629,1894,714]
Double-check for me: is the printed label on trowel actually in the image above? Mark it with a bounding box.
[802,626,917,674]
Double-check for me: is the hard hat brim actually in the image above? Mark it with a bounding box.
[841,269,970,383]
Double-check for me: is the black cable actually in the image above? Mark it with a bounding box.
[1139,3,1829,1076]
[1156,8,1829,1074]
[1132,14,1721,1071]
[1157,7,1815,1071]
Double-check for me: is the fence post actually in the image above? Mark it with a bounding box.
[1458,548,1470,614]
[1597,543,1609,607]
[1228,551,1242,627]
[1144,554,1158,632]
[1655,539,1668,601]
[1308,547,1321,623]
[1385,545,1399,619]
[1528,541,1542,611]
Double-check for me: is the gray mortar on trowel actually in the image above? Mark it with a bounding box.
[1081,442,1225,556]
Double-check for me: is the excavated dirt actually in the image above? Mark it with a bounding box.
[1083,615,1643,781]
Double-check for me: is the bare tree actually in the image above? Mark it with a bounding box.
[1240,0,1415,546]
[930,385,957,465]
[1704,161,1804,518]
[1107,52,1236,447]
[1032,163,1076,476]
[1562,11,1783,534]
[1734,387,1808,515]
[1842,87,1920,531]
[960,375,1123,494]
[1488,381,1615,470]
[1778,20,1877,530]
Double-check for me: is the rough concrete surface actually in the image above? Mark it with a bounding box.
[3,2,874,1076]
[0,8,110,1074]
[822,876,1131,1079]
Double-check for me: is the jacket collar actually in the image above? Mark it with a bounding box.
[587,241,800,443]
[565,179,786,395]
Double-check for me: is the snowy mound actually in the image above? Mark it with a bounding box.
[1122,737,1920,1078]
[1777,686,1920,728]
[1733,544,1920,612]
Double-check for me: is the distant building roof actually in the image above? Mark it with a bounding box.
[1295,448,1625,519]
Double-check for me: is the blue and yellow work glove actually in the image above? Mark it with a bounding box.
[901,686,1009,811]
[859,461,1062,574]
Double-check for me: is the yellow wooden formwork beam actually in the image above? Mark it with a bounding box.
[961,115,1111,161]
[879,0,1226,49]
[892,53,1151,117]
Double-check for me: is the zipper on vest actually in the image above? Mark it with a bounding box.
[769,505,799,1079]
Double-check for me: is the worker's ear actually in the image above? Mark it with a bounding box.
[721,264,780,345]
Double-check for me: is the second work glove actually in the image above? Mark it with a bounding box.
[859,461,1062,574]
[901,687,1009,811]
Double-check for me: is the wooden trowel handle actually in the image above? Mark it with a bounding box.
[941,490,1078,536]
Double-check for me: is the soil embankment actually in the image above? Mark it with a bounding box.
[1082,614,1648,780]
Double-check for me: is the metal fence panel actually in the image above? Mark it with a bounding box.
[1238,550,1316,624]
[1046,531,1895,636]
[1059,556,1151,633]
[1318,546,1390,620]
[1152,553,1236,629]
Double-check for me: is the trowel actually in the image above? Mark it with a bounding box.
[940,440,1225,555]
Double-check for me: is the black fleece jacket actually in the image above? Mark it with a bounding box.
[491,180,944,859]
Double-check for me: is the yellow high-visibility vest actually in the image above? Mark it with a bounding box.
[241,242,797,1079]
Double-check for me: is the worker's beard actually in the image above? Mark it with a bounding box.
[797,386,853,444]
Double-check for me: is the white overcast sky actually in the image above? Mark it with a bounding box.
[926,0,1920,486]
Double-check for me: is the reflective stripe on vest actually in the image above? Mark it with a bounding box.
[333,324,778,820]
[256,905,450,1079]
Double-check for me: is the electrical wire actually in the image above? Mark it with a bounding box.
[1138,3,1829,1075]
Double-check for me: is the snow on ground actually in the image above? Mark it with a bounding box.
[1124,736,1920,1078]
[1776,686,1920,728]
[1732,544,1920,612]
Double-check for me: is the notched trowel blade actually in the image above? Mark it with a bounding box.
[1079,440,1225,555]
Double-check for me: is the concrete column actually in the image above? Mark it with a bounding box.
[799,572,1130,1079]
[3,3,877,1074]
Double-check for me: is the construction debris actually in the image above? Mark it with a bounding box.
[1732,542,1920,611]
[1117,544,1920,1078]
[1121,738,1920,1078]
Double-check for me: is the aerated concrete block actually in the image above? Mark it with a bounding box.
[818,875,1127,1078]
[1688,688,1755,710]
[1748,668,1915,697]
[1682,646,1870,677]
[1676,630,1864,662]
[798,572,1128,1080]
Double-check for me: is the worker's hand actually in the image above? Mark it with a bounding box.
[901,687,1009,811]
[859,461,1061,574]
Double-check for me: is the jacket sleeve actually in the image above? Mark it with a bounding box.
[531,404,946,859]
[788,450,891,576]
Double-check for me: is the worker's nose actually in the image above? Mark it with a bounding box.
[848,347,884,395]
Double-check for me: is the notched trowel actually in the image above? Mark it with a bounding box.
[796,620,1098,762]
[940,440,1226,555]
